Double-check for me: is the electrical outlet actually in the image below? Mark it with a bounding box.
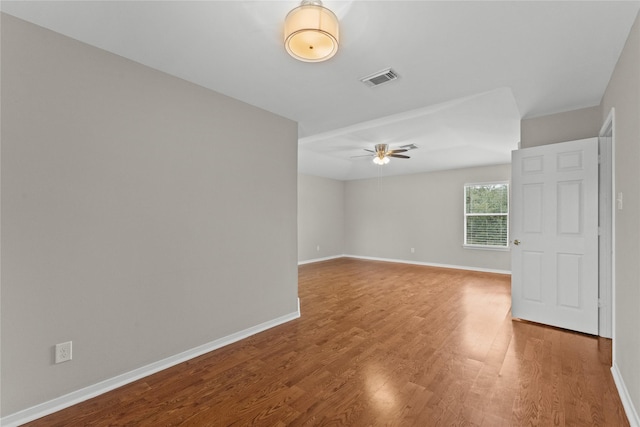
[55,341,72,364]
[316,245,320,252]
[410,248,415,253]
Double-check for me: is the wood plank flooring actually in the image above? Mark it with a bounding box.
[24,258,628,426]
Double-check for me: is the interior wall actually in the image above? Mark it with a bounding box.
[520,106,602,148]
[344,164,512,272]
[601,10,640,421]
[298,174,345,262]
[1,14,299,416]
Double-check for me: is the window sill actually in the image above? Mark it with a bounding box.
[463,244,510,252]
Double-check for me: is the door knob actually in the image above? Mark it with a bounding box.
[513,239,520,246]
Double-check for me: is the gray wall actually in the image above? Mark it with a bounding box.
[1,14,298,416]
[601,10,640,420]
[344,164,512,272]
[298,174,344,262]
[521,106,602,148]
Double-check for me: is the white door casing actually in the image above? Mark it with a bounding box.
[598,134,613,338]
[511,138,599,335]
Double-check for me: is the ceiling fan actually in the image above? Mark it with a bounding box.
[353,143,417,165]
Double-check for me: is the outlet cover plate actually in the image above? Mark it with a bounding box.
[55,341,72,364]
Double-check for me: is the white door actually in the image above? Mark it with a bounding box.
[511,138,599,335]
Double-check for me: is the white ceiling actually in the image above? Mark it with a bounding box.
[2,1,639,180]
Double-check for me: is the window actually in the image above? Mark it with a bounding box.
[464,182,509,248]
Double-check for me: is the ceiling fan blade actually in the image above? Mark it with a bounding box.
[364,149,376,153]
[387,149,408,154]
[351,154,374,158]
[389,154,410,159]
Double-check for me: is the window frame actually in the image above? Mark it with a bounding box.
[463,181,510,250]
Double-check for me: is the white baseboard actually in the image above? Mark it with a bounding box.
[612,362,640,427]
[1,304,301,427]
[298,254,343,265]
[343,254,511,275]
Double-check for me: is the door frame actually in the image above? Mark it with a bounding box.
[599,108,616,341]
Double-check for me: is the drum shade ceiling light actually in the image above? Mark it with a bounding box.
[284,0,339,62]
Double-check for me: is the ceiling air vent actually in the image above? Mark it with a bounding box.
[360,68,399,87]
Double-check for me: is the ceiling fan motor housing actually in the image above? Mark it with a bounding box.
[375,143,388,156]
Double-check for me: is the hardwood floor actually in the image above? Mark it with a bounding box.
[24,258,628,426]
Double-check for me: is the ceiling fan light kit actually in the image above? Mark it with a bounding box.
[284,0,339,62]
[373,156,390,165]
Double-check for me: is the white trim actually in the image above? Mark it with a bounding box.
[298,254,343,265]
[463,244,510,252]
[611,363,640,427]
[298,255,510,274]
[600,108,617,353]
[598,109,615,339]
[0,306,301,427]
[343,254,511,275]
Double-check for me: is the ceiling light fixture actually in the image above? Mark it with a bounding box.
[284,0,339,62]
